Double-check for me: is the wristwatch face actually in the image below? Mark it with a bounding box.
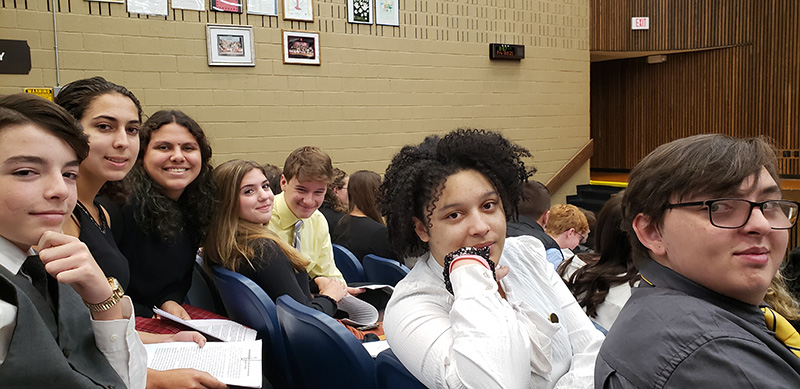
[108,277,124,296]
[86,277,124,312]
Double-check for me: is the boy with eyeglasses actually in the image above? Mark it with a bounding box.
[596,134,800,387]
[544,203,590,269]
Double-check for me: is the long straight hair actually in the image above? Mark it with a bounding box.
[558,193,639,317]
[204,159,309,272]
[348,170,383,224]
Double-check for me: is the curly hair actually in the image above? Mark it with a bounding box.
[558,193,640,318]
[324,167,348,213]
[124,110,215,243]
[380,128,533,258]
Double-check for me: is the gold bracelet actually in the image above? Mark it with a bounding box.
[84,277,124,312]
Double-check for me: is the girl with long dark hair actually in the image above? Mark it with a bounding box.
[332,170,399,262]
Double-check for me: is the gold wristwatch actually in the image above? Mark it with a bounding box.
[84,277,124,312]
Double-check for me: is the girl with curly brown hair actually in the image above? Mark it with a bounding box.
[101,110,215,320]
[381,128,603,388]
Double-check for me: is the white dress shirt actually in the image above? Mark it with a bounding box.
[384,236,604,389]
[0,236,147,388]
[561,256,634,331]
[560,248,575,262]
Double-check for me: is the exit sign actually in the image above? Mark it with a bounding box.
[631,17,649,30]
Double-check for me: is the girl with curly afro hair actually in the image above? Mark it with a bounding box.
[381,128,603,388]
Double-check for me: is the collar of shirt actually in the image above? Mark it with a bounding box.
[560,248,574,259]
[272,192,301,231]
[0,236,35,276]
[639,259,765,327]
[420,251,446,283]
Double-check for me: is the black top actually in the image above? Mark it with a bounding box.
[319,202,345,236]
[332,215,399,263]
[596,259,800,388]
[101,197,197,318]
[236,239,337,316]
[72,201,131,289]
[506,215,561,251]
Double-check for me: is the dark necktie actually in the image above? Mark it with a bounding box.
[21,254,48,300]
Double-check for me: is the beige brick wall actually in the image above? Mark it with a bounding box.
[0,0,589,202]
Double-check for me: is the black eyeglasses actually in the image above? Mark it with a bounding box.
[667,199,800,229]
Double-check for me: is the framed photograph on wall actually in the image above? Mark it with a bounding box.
[128,0,168,15]
[375,0,399,26]
[347,0,373,24]
[283,0,313,21]
[248,0,277,16]
[282,30,320,65]
[173,0,205,11]
[211,0,243,12]
[206,25,255,66]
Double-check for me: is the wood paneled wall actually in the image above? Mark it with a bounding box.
[591,1,753,52]
[590,0,800,176]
